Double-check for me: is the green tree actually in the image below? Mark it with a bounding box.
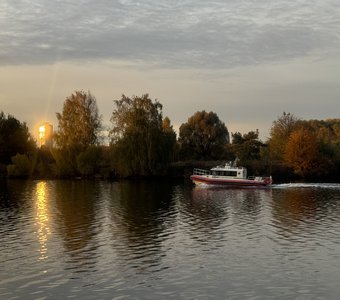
[7,154,32,178]
[178,111,229,160]
[76,146,102,178]
[50,148,75,177]
[33,146,56,178]
[0,112,35,170]
[161,116,177,164]
[230,130,271,175]
[110,94,176,176]
[231,130,263,162]
[54,91,102,175]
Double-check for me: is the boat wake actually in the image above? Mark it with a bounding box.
[272,183,340,189]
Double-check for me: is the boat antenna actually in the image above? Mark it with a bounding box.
[233,158,239,167]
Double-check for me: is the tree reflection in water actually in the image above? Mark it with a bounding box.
[107,180,176,275]
[54,180,100,276]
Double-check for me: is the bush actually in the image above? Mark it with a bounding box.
[7,154,32,178]
[50,148,76,177]
[76,147,101,177]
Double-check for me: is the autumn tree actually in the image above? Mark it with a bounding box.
[55,91,102,150]
[54,91,102,176]
[330,121,340,166]
[283,128,319,177]
[109,94,176,176]
[268,112,300,161]
[178,111,229,160]
[297,119,340,177]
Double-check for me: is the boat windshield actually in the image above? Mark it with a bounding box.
[212,170,237,177]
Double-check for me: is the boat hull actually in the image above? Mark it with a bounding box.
[190,175,272,187]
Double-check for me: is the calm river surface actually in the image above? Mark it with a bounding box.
[1,180,340,299]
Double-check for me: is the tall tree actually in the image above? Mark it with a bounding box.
[298,119,340,177]
[161,116,177,163]
[110,94,175,176]
[178,111,229,160]
[268,112,300,161]
[284,128,319,177]
[231,130,263,162]
[54,91,102,175]
[0,111,35,166]
[55,91,102,151]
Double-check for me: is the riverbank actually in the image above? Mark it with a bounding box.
[2,159,340,184]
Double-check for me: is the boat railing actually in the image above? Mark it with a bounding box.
[193,168,211,176]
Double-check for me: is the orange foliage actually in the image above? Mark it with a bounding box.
[269,112,300,161]
[284,129,319,177]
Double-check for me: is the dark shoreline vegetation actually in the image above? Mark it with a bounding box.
[1,91,340,182]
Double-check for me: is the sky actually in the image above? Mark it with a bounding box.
[1,0,340,141]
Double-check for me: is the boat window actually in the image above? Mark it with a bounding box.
[222,171,237,176]
[214,171,223,176]
[213,170,238,176]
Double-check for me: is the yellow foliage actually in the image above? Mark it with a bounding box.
[284,129,318,177]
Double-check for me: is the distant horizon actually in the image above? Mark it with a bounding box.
[19,105,339,146]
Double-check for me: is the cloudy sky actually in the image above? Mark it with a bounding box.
[1,0,340,140]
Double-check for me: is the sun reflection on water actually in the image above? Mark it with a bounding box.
[35,181,51,260]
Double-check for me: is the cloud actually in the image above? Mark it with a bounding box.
[1,0,340,68]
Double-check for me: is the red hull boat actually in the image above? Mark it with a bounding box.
[190,162,272,188]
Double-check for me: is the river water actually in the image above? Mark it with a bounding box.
[1,180,340,299]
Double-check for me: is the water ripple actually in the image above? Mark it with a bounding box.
[1,180,340,299]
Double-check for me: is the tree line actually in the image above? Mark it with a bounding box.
[1,91,340,181]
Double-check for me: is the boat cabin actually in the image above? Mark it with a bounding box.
[191,161,272,187]
[210,163,247,179]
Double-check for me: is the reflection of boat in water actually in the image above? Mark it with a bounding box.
[190,161,272,188]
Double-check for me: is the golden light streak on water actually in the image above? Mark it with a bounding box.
[35,181,51,260]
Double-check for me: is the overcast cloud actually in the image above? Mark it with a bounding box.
[1,0,340,68]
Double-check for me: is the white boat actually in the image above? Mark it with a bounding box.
[190,161,272,187]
